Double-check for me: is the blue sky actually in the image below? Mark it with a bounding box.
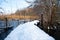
[0,0,34,14]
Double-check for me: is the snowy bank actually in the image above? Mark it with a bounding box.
[5,20,55,40]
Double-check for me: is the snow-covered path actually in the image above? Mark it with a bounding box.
[5,20,55,40]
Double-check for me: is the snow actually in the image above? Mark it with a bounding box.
[4,20,55,40]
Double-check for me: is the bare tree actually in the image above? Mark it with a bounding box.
[26,0,58,29]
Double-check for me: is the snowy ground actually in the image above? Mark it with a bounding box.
[4,20,55,40]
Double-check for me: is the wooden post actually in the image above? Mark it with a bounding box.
[5,17,8,28]
[41,13,44,29]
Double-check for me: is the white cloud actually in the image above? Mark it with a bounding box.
[0,0,31,14]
